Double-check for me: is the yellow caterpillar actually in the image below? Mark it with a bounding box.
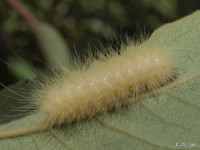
[0,39,176,138]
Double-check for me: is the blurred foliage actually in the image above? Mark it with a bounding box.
[0,0,200,88]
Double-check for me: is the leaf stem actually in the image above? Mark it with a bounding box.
[5,0,38,31]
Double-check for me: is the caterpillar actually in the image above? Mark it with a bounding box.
[38,45,175,126]
[0,38,176,139]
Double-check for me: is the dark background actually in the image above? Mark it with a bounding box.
[0,0,200,89]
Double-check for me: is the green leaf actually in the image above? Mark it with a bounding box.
[7,57,36,80]
[35,22,71,69]
[1,11,200,149]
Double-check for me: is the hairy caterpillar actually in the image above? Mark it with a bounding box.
[38,45,175,126]
[0,38,176,138]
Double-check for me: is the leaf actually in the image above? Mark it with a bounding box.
[7,57,36,80]
[35,22,71,69]
[1,11,200,149]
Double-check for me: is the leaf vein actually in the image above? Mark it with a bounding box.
[48,129,77,150]
[96,117,174,150]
